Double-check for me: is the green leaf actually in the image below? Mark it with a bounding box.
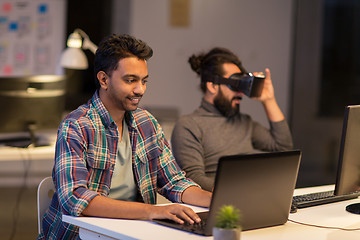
[215,205,242,229]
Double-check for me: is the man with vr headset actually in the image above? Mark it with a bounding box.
[171,47,293,191]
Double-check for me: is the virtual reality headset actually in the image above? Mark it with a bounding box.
[202,71,265,97]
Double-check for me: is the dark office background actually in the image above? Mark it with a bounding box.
[64,0,112,110]
[290,0,360,189]
[319,0,360,117]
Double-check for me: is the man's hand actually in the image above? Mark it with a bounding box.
[253,68,275,103]
[148,204,201,224]
[251,68,285,122]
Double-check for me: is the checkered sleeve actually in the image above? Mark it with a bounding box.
[148,116,199,203]
[157,138,200,203]
[54,119,99,216]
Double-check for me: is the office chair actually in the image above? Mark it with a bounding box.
[37,176,55,234]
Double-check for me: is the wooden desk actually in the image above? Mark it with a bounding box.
[62,185,360,240]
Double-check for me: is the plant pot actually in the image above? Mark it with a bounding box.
[213,227,241,240]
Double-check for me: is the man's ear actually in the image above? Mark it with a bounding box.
[97,71,108,90]
[206,82,218,95]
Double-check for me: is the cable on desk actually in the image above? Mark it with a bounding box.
[288,219,360,231]
[8,147,32,240]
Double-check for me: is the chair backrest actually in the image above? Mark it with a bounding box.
[37,176,55,234]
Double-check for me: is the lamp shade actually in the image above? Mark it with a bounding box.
[60,47,88,70]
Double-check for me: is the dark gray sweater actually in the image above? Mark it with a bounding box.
[171,99,294,191]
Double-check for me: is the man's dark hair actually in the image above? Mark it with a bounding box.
[188,47,246,93]
[94,34,153,88]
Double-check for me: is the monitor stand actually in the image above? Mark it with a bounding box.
[0,124,51,148]
[346,203,360,214]
[0,136,33,148]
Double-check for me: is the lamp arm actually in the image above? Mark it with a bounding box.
[74,28,98,54]
[82,39,98,54]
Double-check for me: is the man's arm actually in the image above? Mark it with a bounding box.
[182,186,212,207]
[82,191,209,224]
[251,68,293,150]
[254,68,285,122]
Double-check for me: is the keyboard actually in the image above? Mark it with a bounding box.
[293,190,360,208]
[153,211,209,235]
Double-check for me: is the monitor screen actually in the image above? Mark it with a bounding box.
[335,105,360,195]
[0,75,66,147]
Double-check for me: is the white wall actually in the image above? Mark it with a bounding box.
[126,0,294,127]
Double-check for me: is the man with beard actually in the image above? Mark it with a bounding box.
[37,34,212,239]
[171,47,293,191]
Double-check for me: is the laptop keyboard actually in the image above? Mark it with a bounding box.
[293,190,360,208]
[181,219,207,233]
[153,211,209,235]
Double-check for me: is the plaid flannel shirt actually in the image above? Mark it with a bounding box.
[37,91,198,239]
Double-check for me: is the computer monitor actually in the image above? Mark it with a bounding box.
[0,75,66,147]
[334,105,360,214]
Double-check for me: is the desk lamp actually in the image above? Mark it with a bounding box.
[60,28,98,69]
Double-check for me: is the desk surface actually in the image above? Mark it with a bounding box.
[0,131,56,187]
[62,185,360,240]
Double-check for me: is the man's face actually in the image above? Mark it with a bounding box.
[213,63,244,118]
[105,57,149,112]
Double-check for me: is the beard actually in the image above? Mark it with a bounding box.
[213,88,241,119]
[108,86,142,112]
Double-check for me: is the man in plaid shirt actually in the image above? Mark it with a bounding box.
[38,34,212,239]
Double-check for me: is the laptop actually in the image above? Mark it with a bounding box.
[153,150,301,236]
[293,105,360,209]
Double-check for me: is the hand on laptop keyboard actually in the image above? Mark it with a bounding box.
[150,204,201,224]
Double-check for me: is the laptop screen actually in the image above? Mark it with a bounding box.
[207,150,301,232]
[335,105,360,195]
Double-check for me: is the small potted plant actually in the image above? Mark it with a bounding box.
[213,205,242,240]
